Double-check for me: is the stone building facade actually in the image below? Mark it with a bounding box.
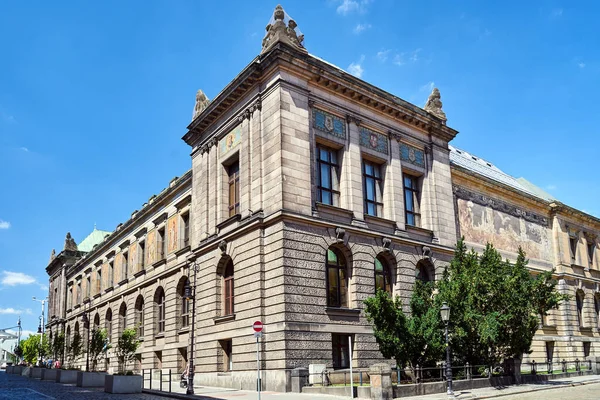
[44,5,599,392]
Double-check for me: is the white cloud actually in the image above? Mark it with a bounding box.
[551,8,563,18]
[20,147,29,152]
[578,62,586,69]
[353,23,371,34]
[7,329,38,338]
[0,220,10,229]
[409,48,422,62]
[420,81,435,92]
[336,0,371,16]
[1,271,36,286]
[546,184,557,191]
[376,49,390,62]
[347,55,365,78]
[393,53,405,66]
[0,308,23,315]
[39,285,48,291]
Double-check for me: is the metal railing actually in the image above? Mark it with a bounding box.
[142,369,177,392]
[308,368,370,387]
[521,359,592,375]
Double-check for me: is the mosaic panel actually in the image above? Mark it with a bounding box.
[359,127,388,155]
[400,143,425,167]
[219,125,242,155]
[312,108,346,139]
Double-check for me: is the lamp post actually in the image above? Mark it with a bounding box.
[440,302,453,397]
[82,307,90,372]
[33,296,48,367]
[37,317,43,367]
[183,260,199,395]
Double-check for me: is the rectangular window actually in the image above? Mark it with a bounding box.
[228,162,240,217]
[96,270,102,294]
[182,213,190,247]
[332,334,351,369]
[154,351,162,369]
[583,342,591,358]
[224,276,234,316]
[86,276,91,298]
[77,281,81,304]
[403,174,421,227]
[588,243,595,266]
[220,339,232,372]
[362,160,383,216]
[109,261,114,287]
[158,298,165,334]
[317,146,340,206]
[158,228,166,260]
[122,252,128,281]
[139,241,146,270]
[570,236,578,262]
[181,294,190,329]
[545,341,555,362]
[68,287,73,309]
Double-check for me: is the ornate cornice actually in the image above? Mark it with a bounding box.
[453,185,549,226]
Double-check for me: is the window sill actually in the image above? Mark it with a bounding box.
[138,336,144,342]
[406,224,434,240]
[217,372,232,377]
[217,214,242,230]
[175,245,190,257]
[214,314,236,324]
[66,308,72,313]
[579,326,593,332]
[325,307,361,317]
[314,202,354,222]
[104,286,114,293]
[134,269,146,278]
[74,304,81,309]
[152,258,167,268]
[93,293,101,299]
[364,214,397,233]
[117,279,129,286]
[178,327,190,334]
[155,333,165,339]
[83,297,91,304]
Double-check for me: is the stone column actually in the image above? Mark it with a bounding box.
[385,136,405,232]
[369,363,393,400]
[290,367,309,393]
[343,116,365,224]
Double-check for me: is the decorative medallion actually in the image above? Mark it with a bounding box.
[359,127,388,155]
[400,143,425,167]
[313,108,346,139]
[219,125,242,155]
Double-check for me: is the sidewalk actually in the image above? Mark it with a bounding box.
[401,374,600,399]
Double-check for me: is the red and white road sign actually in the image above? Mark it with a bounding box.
[253,321,263,332]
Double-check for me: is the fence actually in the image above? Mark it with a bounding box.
[521,359,592,375]
[142,369,179,392]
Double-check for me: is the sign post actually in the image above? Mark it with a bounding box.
[349,335,354,398]
[253,321,264,400]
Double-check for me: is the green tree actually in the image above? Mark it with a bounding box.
[52,332,65,363]
[13,343,23,363]
[364,281,444,373]
[115,328,140,374]
[89,328,111,371]
[436,239,569,365]
[66,330,83,368]
[21,334,49,365]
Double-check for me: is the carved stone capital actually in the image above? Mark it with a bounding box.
[388,131,401,142]
[308,99,316,108]
[335,227,346,243]
[345,114,361,126]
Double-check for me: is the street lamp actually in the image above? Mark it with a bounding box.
[184,260,199,395]
[37,317,43,367]
[440,302,453,397]
[82,309,90,372]
[33,296,48,367]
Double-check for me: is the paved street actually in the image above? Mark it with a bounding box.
[482,382,600,400]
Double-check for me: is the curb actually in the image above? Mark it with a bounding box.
[474,379,600,399]
[142,389,216,400]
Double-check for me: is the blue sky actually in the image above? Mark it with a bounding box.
[0,0,598,334]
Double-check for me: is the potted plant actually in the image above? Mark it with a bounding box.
[43,333,63,381]
[57,331,82,384]
[12,345,23,375]
[104,328,142,393]
[77,328,111,387]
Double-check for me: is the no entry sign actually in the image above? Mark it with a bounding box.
[253,321,263,332]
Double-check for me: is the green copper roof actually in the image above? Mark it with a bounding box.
[78,227,112,253]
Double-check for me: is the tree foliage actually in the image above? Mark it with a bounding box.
[21,334,49,365]
[66,330,83,368]
[364,280,444,371]
[89,328,111,371]
[52,332,65,362]
[115,328,140,374]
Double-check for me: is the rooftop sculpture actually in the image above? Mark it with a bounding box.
[424,87,447,123]
[261,5,305,54]
[192,89,210,120]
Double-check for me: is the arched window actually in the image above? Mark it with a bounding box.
[119,302,127,336]
[177,277,190,329]
[135,295,145,338]
[326,247,348,308]
[155,287,166,334]
[416,260,434,283]
[224,261,234,316]
[595,295,600,329]
[93,313,100,330]
[74,321,80,340]
[66,326,71,349]
[105,308,113,339]
[375,256,392,294]
[576,290,585,327]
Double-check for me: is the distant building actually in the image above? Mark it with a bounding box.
[45,4,599,392]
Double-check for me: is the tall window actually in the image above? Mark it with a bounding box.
[317,146,340,206]
[228,161,240,217]
[179,277,190,329]
[68,287,73,309]
[326,248,348,308]
[122,251,128,281]
[375,256,392,294]
[105,309,113,340]
[224,260,234,315]
[156,288,166,334]
[86,276,91,298]
[139,241,146,271]
[119,303,127,336]
[332,334,350,369]
[93,313,100,330]
[135,296,145,338]
[595,296,600,329]
[109,261,114,287]
[545,341,554,362]
[96,270,102,294]
[362,160,383,216]
[77,281,82,304]
[66,326,71,349]
[416,260,435,283]
[589,242,596,267]
[403,174,421,227]
[182,213,190,247]
[570,236,578,262]
[576,291,585,327]
[158,228,166,260]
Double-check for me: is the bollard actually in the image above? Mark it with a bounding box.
[562,359,566,373]
[576,358,580,372]
[532,360,536,375]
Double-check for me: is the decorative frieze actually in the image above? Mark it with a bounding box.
[359,127,388,155]
[312,108,346,139]
[400,143,425,167]
[453,185,549,226]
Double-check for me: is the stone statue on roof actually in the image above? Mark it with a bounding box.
[424,87,447,123]
[64,232,78,252]
[192,89,210,120]
[261,5,306,54]
[49,249,56,263]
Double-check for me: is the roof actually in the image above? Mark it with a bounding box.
[449,145,556,203]
[77,227,112,253]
